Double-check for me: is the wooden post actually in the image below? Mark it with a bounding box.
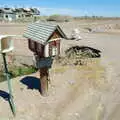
[40,67,49,96]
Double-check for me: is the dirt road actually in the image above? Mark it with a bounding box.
[60,30,120,120]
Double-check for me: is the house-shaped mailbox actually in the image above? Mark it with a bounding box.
[23,22,67,58]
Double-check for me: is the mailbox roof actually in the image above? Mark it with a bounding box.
[23,22,67,45]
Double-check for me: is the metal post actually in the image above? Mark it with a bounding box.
[2,53,16,116]
[40,67,49,96]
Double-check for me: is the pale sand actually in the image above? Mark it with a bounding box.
[0,20,120,120]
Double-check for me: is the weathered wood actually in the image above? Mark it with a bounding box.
[28,39,36,52]
[40,68,49,96]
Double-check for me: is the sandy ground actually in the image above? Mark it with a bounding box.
[0,20,120,120]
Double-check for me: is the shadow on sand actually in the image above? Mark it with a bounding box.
[20,76,41,92]
[0,90,15,115]
[0,90,10,101]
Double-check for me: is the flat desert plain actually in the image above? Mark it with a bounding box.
[0,19,120,120]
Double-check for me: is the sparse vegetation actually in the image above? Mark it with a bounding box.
[0,65,37,82]
[75,58,106,89]
[51,57,105,90]
[47,14,72,22]
[73,16,120,21]
[9,65,37,77]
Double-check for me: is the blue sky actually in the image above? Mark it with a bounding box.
[0,0,120,17]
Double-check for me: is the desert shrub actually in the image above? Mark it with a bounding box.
[84,27,92,32]
[114,24,120,29]
[47,14,71,22]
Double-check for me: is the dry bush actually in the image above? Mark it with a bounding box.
[55,46,101,66]
[47,14,72,22]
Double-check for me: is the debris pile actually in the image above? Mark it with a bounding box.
[65,46,101,58]
[57,46,101,66]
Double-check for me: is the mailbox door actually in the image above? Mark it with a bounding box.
[49,40,60,57]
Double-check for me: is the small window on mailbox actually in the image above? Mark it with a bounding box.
[49,41,58,56]
[52,46,58,56]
